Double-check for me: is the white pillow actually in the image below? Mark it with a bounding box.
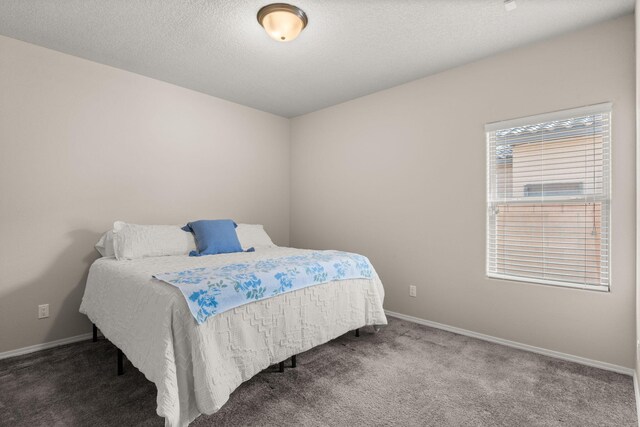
[236,224,276,250]
[112,221,196,260]
[95,230,115,257]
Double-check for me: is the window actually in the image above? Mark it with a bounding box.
[486,104,611,291]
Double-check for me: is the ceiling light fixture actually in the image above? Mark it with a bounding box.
[257,3,308,42]
[504,0,517,11]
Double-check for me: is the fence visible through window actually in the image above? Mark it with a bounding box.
[486,104,611,291]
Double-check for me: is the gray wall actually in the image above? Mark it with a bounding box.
[291,15,636,368]
[0,35,290,353]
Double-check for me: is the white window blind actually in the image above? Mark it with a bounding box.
[486,103,611,291]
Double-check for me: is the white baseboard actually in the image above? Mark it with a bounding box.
[384,310,635,376]
[0,313,634,377]
[634,372,640,426]
[0,332,93,361]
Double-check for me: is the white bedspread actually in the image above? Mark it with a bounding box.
[79,247,387,426]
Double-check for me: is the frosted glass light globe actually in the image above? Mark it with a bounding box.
[258,4,308,42]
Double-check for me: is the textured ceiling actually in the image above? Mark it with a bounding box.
[0,1,634,117]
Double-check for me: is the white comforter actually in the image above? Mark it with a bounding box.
[79,247,387,426]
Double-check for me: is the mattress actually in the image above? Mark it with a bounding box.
[79,247,387,426]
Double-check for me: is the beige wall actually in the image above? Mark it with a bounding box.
[0,14,636,368]
[291,15,636,367]
[636,0,640,378]
[0,35,290,353]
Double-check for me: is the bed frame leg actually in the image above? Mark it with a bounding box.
[279,361,285,373]
[117,348,124,376]
[92,324,98,342]
[292,355,297,368]
[355,328,360,337]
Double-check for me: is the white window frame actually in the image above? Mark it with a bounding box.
[485,103,612,292]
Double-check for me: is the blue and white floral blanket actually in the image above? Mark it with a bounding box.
[153,250,374,324]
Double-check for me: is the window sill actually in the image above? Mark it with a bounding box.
[487,272,609,292]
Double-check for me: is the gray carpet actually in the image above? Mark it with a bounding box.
[0,317,635,426]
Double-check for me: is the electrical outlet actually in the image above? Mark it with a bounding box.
[38,304,49,319]
[409,285,417,297]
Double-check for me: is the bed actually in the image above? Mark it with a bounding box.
[80,245,387,427]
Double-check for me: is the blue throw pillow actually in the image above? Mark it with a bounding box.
[182,219,243,256]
